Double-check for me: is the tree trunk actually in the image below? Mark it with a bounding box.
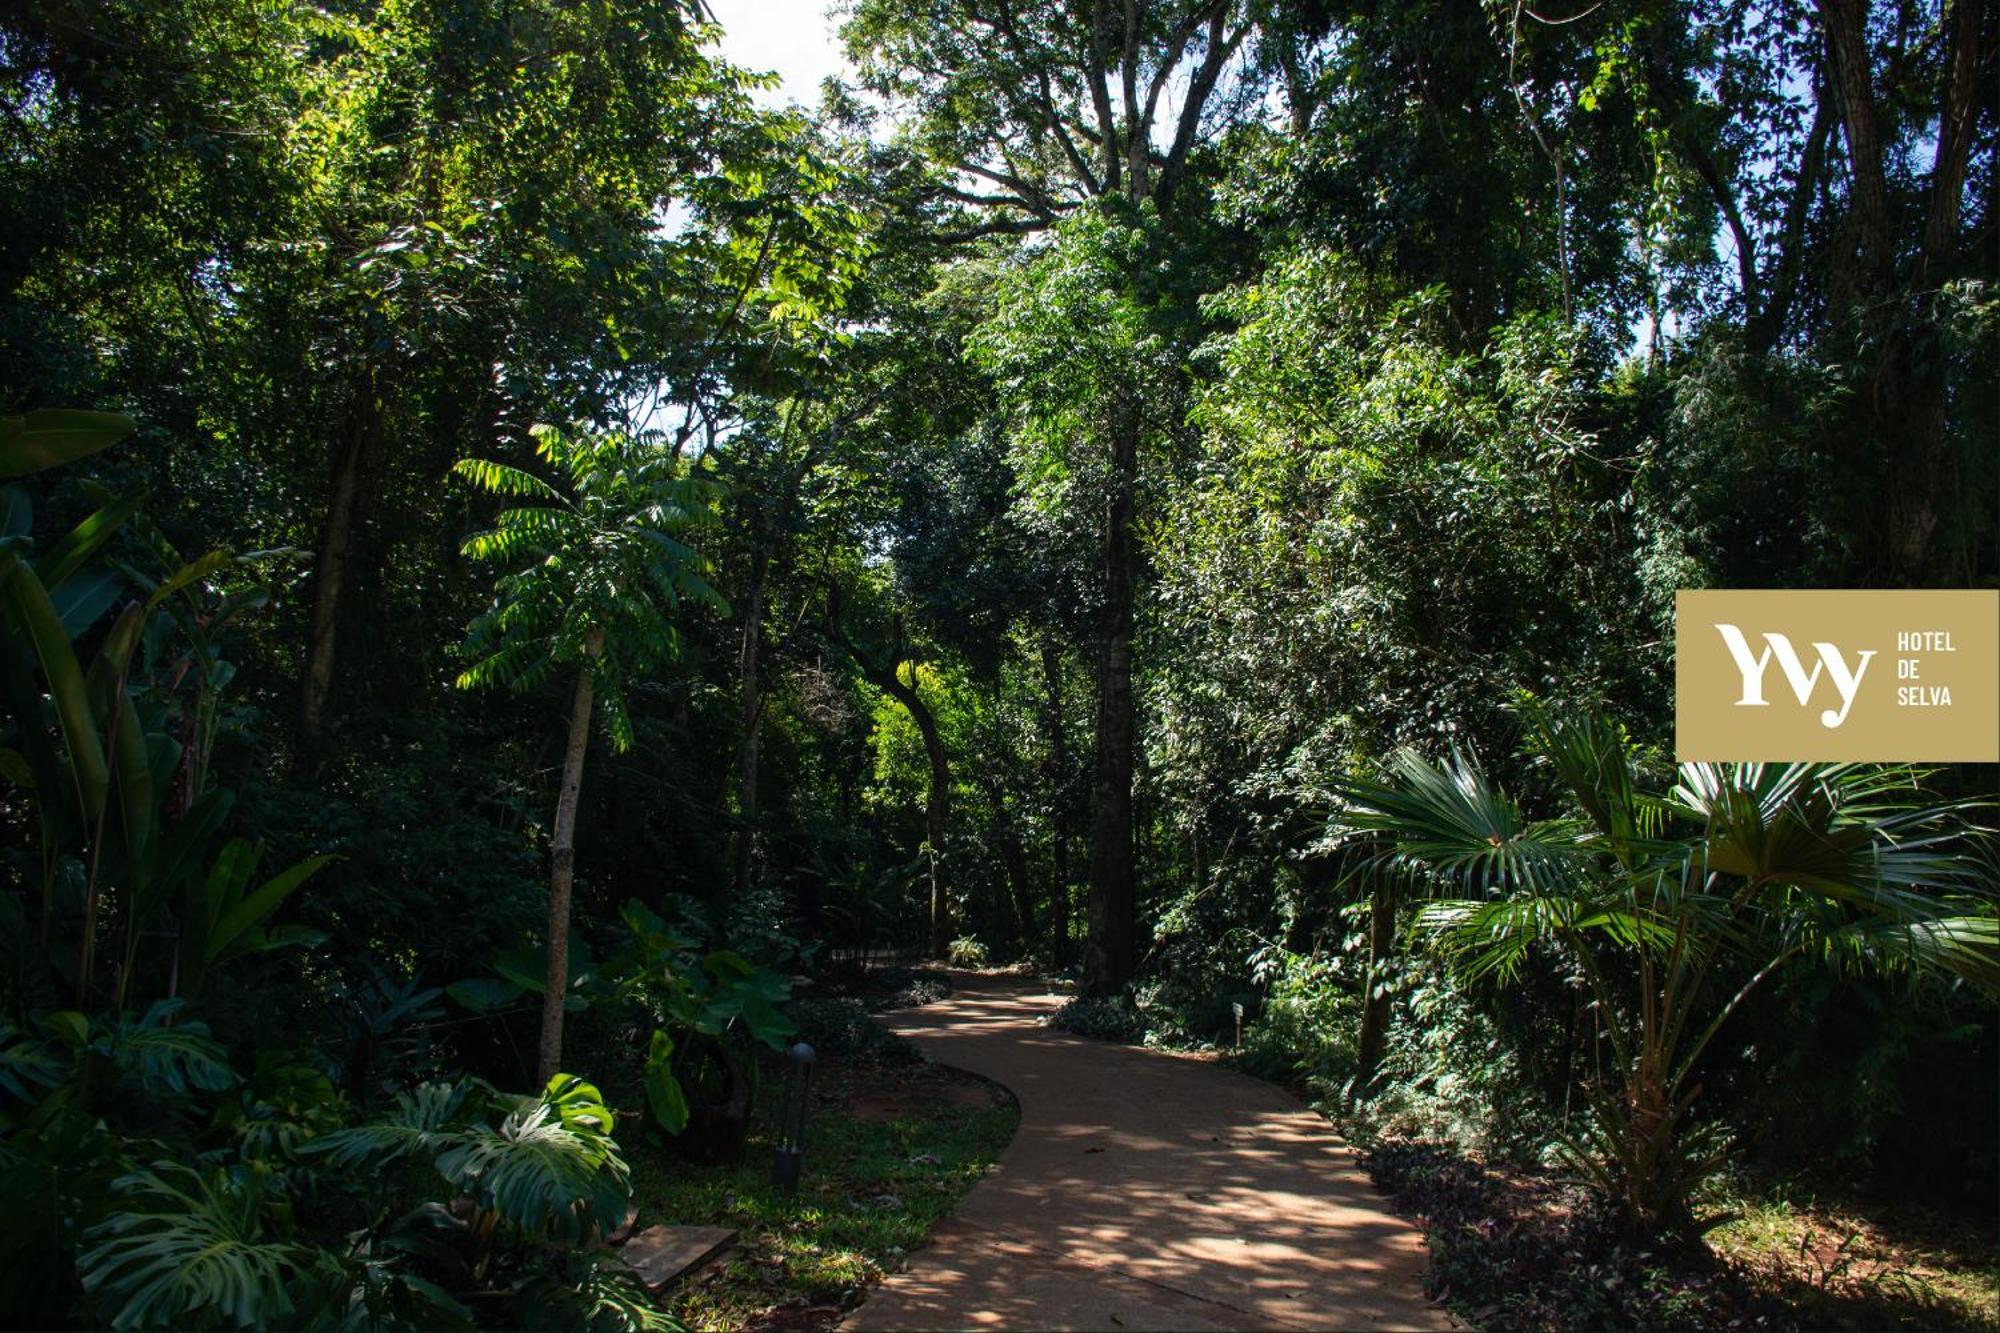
[1043,641,1071,963]
[1354,875,1397,1091]
[875,662,951,958]
[987,774,1037,954]
[538,635,599,1085]
[1084,396,1139,996]
[302,368,382,749]
[1887,0,1985,579]
[733,547,769,896]
[1818,0,1894,293]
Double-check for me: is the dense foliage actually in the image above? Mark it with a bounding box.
[2,0,1995,1325]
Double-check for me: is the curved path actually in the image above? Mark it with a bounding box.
[847,974,1449,1331]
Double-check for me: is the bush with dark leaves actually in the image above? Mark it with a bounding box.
[1364,1141,1779,1330]
[812,964,953,1012]
[1045,995,1147,1044]
[787,997,923,1066]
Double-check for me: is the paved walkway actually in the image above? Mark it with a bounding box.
[847,974,1449,1331]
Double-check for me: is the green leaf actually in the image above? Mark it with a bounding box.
[143,550,231,610]
[110,693,155,890]
[447,977,527,1011]
[35,489,147,590]
[434,1074,629,1243]
[451,457,563,501]
[207,854,334,963]
[643,1030,689,1134]
[0,552,109,819]
[51,569,124,638]
[78,1165,300,1331]
[0,410,135,478]
[304,1082,477,1169]
[39,1010,89,1049]
[0,486,28,540]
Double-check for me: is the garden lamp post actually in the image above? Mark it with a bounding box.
[771,1041,817,1193]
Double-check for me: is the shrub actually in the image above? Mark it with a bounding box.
[787,997,922,1065]
[946,935,989,968]
[1046,995,1146,1043]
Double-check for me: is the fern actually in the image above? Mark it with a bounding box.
[450,457,562,501]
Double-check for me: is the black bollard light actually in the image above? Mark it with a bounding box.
[770,1041,817,1194]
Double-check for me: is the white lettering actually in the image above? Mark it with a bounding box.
[1714,624,1875,727]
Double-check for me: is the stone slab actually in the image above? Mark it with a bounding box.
[623,1224,738,1293]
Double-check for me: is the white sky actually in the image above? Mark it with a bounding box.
[705,0,854,109]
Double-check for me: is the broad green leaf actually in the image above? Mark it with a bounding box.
[0,410,135,478]
[51,569,123,639]
[0,552,108,819]
[208,854,334,963]
[35,489,146,590]
[0,486,27,540]
[643,1031,689,1135]
[447,977,527,1011]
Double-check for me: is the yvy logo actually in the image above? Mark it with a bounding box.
[1711,625,1874,729]
[1674,590,1997,762]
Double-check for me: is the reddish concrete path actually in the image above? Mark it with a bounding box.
[847,974,1449,1332]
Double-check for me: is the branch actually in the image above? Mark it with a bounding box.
[1750,84,1833,353]
[1642,36,1760,318]
[1817,0,1894,290]
[1088,0,1123,190]
[1160,10,1247,202]
[1142,0,1223,135]
[1920,0,1983,284]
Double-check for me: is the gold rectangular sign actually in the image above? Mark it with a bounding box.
[1675,590,1999,762]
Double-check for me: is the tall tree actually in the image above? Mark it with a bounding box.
[846,0,1277,993]
[454,423,724,1081]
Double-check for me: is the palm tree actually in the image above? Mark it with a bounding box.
[1326,701,1996,1241]
[455,423,725,1083]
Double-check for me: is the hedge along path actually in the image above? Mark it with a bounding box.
[846,973,1450,1331]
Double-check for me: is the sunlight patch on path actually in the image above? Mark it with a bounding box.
[846,974,1451,1331]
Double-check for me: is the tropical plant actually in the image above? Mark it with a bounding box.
[1325,700,1998,1240]
[614,900,793,1151]
[454,423,726,1084]
[307,1073,631,1246]
[78,1163,306,1331]
[1,416,325,1009]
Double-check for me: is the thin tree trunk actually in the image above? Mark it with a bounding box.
[1043,641,1071,963]
[733,547,769,896]
[539,634,599,1085]
[986,767,1037,953]
[302,368,382,749]
[1085,396,1139,996]
[875,662,951,958]
[1354,875,1397,1090]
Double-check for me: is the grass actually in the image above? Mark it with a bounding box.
[624,1053,1017,1331]
[1362,1139,1998,1332]
[1706,1187,1999,1332]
